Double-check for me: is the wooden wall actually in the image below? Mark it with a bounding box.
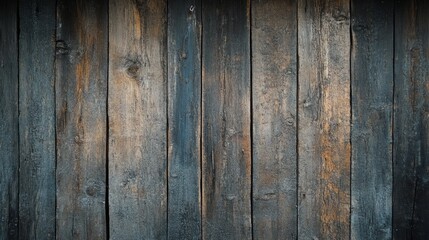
[0,0,428,239]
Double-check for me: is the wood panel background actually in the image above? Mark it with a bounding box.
[0,0,428,239]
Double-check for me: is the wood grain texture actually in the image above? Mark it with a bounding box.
[297,0,351,239]
[55,0,108,238]
[108,0,167,239]
[351,1,393,239]
[0,1,19,238]
[2,1,429,238]
[251,0,297,239]
[202,0,251,239]
[393,0,429,239]
[18,0,56,239]
[167,0,201,239]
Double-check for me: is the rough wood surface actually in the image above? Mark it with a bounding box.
[393,0,429,239]
[108,0,167,239]
[201,0,252,239]
[351,1,393,239]
[18,0,56,239]
[0,1,19,238]
[251,0,297,239]
[167,0,201,239]
[3,1,429,238]
[55,0,108,238]
[297,0,351,239]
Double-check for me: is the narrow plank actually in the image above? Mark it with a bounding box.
[393,0,429,239]
[0,1,19,238]
[350,1,393,239]
[55,0,108,238]
[297,0,351,239]
[18,0,56,239]
[251,0,297,239]
[201,0,252,239]
[108,0,167,238]
[167,0,201,239]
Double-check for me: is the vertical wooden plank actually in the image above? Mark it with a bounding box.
[251,0,297,239]
[108,0,167,239]
[0,1,18,238]
[56,0,108,238]
[168,0,201,239]
[202,0,251,239]
[297,0,351,239]
[19,0,56,239]
[351,1,393,239]
[393,0,429,239]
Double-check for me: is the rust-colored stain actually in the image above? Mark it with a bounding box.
[320,131,350,236]
[242,133,252,177]
[318,73,350,237]
[74,48,91,141]
[75,53,90,96]
[133,6,141,39]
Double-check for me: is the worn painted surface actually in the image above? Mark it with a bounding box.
[1,1,429,239]
[298,0,351,239]
[19,0,56,239]
[55,0,108,238]
[168,0,202,239]
[351,1,394,239]
[202,0,252,239]
[393,0,429,239]
[252,0,297,239]
[0,1,18,239]
[108,0,167,239]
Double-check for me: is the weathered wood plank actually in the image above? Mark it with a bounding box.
[108,0,167,239]
[0,1,19,238]
[202,0,251,239]
[251,0,297,239]
[18,0,56,239]
[350,1,393,239]
[393,0,429,239]
[55,0,108,238]
[167,0,201,239]
[297,0,351,239]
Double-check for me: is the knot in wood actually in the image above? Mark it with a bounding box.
[85,182,102,197]
[332,9,348,22]
[55,40,70,55]
[125,59,142,79]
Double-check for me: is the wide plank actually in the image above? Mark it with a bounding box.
[393,0,429,239]
[350,1,394,239]
[0,1,19,238]
[252,0,297,239]
[297,0,351,238]
[19,0,56,239]
[202,0,252,239]
[55,0,108,238]
[108,0,168,238]
[167,0,201,239]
